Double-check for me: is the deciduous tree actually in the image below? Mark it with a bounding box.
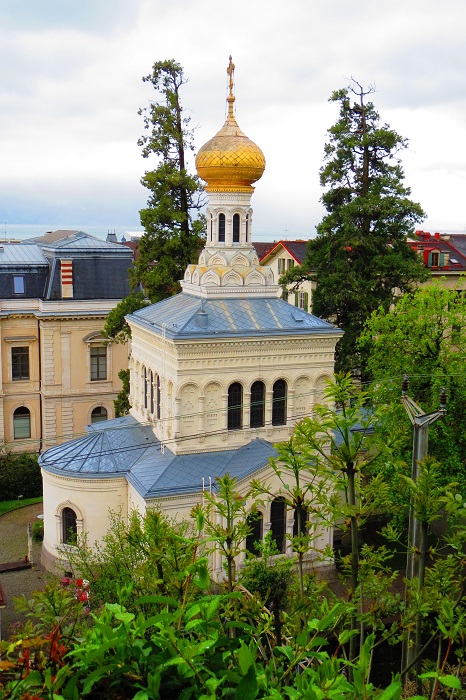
[359,281,466,491]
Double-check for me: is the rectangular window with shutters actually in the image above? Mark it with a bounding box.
[12,347,29,380]
[90,346,107,381]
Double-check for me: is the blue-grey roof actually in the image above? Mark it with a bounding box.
[129,293,340,340]
[0,244,48,266]
[25,230,131,255]
[39,415,277,499]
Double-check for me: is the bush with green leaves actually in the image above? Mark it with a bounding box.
[0,450,41,501]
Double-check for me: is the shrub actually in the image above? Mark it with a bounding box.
[32,520,44,542]
[0,450,42,501]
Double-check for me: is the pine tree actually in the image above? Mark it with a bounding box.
[132,60,205,302]
[305,81,427,376]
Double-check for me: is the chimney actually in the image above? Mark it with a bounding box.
[434,232,440,240]
[60,259,73,298]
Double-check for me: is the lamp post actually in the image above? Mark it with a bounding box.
[400,375,446,679]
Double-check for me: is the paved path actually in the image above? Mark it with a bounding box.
[0,503,53,638]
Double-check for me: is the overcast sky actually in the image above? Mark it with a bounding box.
[1,0,465,240]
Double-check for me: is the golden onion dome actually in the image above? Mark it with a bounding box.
[195,57,265,192]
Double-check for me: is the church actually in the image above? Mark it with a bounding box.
[40,59,342,577]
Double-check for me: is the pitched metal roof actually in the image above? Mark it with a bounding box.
[129,293,340,340]
[39,415,277,498]
[25,230,132,255]
[0,244,48,266]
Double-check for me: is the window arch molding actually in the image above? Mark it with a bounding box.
[89,404,109,424]
[12,403,34,441]
[55,501,84,548]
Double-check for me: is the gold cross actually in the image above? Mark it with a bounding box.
[227,55,235,95]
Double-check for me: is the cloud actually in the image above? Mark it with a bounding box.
[0,0,465,235]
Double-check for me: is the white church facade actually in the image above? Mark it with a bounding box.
[40,58,342,578]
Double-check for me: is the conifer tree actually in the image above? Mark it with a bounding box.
[305,81,426,376]
[131,59,205,302]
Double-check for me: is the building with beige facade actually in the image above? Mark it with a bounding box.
[0,230,132,452]
[40,60,342,579]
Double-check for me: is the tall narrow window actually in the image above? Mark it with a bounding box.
[12,347,29,380]
[250,381,265,428]
[272,379,287,425]
[13,276,25,294]
[14,407,31,439]
[150,371,155,414]
[157,375,161,419]
[210,213,213,242]
[228,382,242,430]
[245,214,249,242]
[233,213,240,243]
[90,346,107,381]
[62,507,77,545]
[270,497,286,553]
[246,512,263,556]
[143,367,148,409]
[218,213,226,242]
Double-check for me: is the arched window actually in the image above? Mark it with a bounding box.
[150,371,155,414]
[293,505,308,537]
[250,381,265,428]
[246,512,263,556]
[228,382,242,430]
[91,406,107,424]
[218,213,226,242]
[143,367,148,409]
[245,214,249,242]
[270,497,287,553]
[210,213,213,242]
[233,213,240,243]
[13,407,31,439]
[157,375,161,420]
[62,507,77,545]
[272,379,287,425]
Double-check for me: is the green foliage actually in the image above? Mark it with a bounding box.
[240,533,293,609]
[0,450,41,501]
[359,281,466,492]
[132,59,205,302]
[305,80,426,375]
[31,519,44,543]
[201,474,256,592]
[0,496,42,515]
[1,467,466,698]
[67,509,204,611]
[114,368,131,417]
[0,583,409,700]
[102,291,148,343]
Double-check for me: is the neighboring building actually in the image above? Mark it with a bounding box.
[258,240,314,311]
[0,230,133,452]
[40,60,342,578]
[408,230,466,288]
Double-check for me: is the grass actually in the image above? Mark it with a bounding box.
[0,497,43,516]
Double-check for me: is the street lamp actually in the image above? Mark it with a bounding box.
[401,374,446,678]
